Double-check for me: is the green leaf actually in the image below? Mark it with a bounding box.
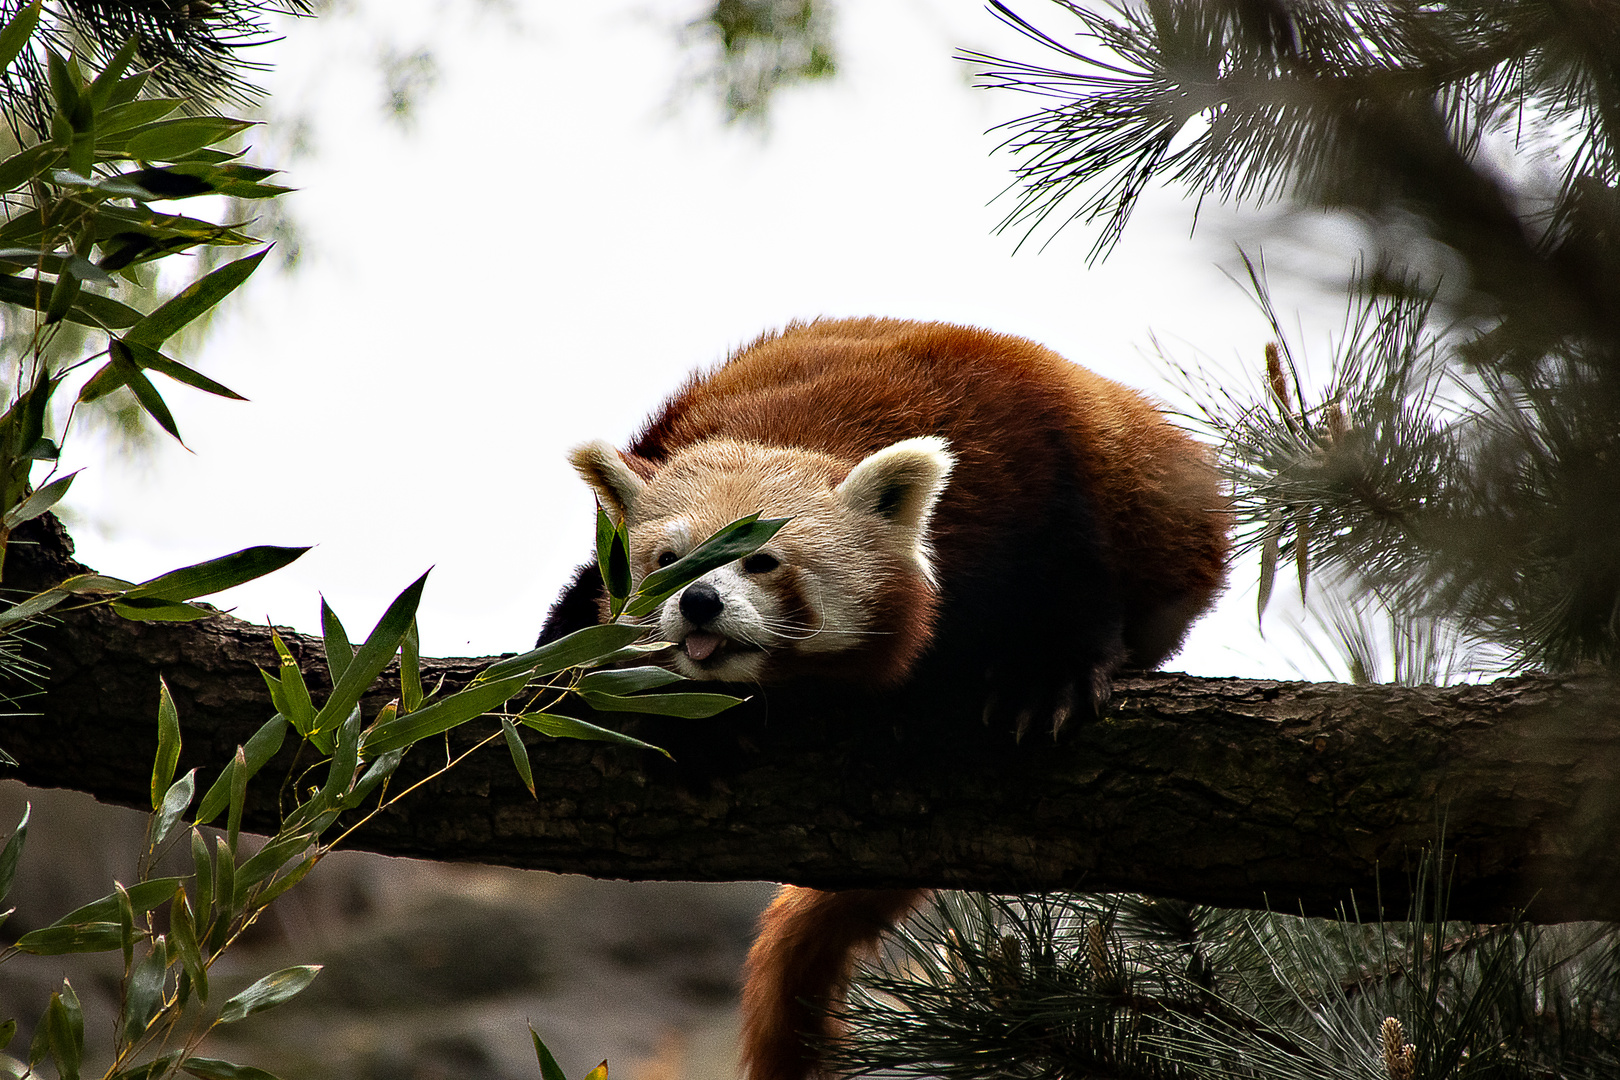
[189,831,211,943]
[226,745,248,851]
[0,142,58,193]
[210,839,234,951]
[42,264,81,325]
[46,50,78,119]
[67,286,143,329]
[518,713,671,758]
[0,1017,14,1052]
[401,618,422,712]
[112,1053,184,1080]
[0,272,145,327]
[15,922,125,955]
[0,803,27,904]
[531,1027,568,1080]
[270,632,315,736]
[575,666,685,696]
[583,1064,608,1080]
[501,717,536,798]
[125,117,254,162]
[96,98,183,135]
[88,36,141,109]
[183,1057,285,1080]
[46,982,83,1080]
[625,514,790,618]
[596,506,631,602]
[51,877,185,926]
[233,834,311,902]
[123,937,167,1045]
[196,714,286,824]
[112,596,214,622]
[150,769,196,849]
[309,571,428,738]
[114,880,136,973]
[359,672,528,756]
[0,585,70,630]
[577,690,744,719]
[116,337,247,400]
[217,966,320,1024]
[482,623,646,682]
[0,1,41,75]
[245,853,315,911]
[124,545,308,603]
[123,361,181,441]
[319,598,352,685]
[169,887,207,1003]
[124,246,267,348]
[0,468,77,528]
[152,677,181,809]
[0,142,59,193]
[319,707,362,803]
[342,747,402,808]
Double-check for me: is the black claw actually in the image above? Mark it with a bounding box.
[1050,683,1075,738]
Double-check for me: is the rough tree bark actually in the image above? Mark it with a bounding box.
[3,518,1617,925]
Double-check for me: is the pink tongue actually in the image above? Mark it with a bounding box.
[684,631,724,662]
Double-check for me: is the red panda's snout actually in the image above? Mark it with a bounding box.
[663,574,773,681]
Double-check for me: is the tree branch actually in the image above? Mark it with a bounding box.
[4,518,1617,924]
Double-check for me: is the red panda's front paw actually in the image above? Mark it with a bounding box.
[981,665,1114,742]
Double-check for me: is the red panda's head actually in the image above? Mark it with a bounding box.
[570,436,954,685]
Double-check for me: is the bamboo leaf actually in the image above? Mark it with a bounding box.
[575,666,685,696]
[112,596,214,622]
[16,922,125,954]
[1,468,79,528]
[577,690,744,719]
[121,937,168,1046]
[481,623,645,682]
[531,1027,568,1080]
[359,673,528,756]
[0,804,26,904]
[151,677,181,809]
[116,337,247,400]
[196,715,287,825]
[501,717,536,798]
[50,877,186,926]
[217,966,320,1023]
[309,571,429,737]
[319,597,352,686]
[124,247,267,348]
[150,769,196,849]
[401,618,422,712]
[183,1057,284,1080]
[0,585,70,629]
[0,1,41,75]
[625,514,789,618]
[518,713,671,759]
[168,887,207,1003]
[124,545,308,603]
[125,117,255,163]
[45,982,82,1080]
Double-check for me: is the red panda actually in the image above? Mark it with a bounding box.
[542,317,1229,1080]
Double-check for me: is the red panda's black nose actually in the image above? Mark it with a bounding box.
[679,581,724,624]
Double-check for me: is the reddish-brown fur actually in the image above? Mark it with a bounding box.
[545,318,1229,1080]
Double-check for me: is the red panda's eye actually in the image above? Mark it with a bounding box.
[742,553,780,574]
[656,551,678,568]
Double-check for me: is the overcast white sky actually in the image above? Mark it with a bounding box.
[59,0,1357,678]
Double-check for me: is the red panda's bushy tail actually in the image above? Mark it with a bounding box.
[740,886,927,1080]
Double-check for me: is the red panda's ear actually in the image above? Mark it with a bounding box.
[836,436,955,585]
[568,441,646,523]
